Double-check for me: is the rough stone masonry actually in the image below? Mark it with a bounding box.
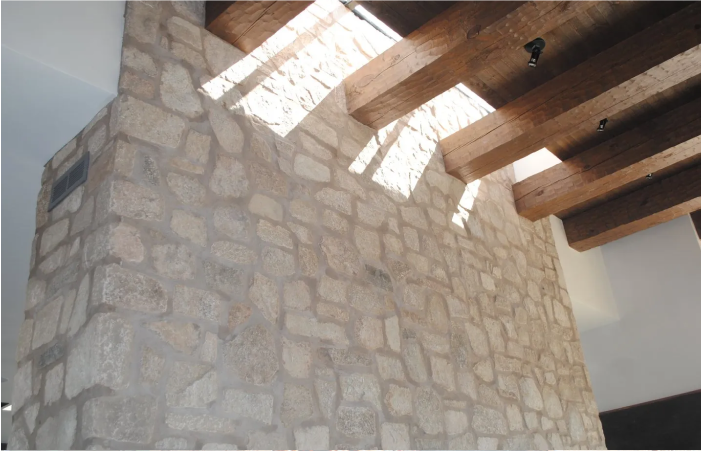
[10,1,606,449]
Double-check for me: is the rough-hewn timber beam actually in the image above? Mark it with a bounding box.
[441,4,701,183]
[563,164,701,251]
[344,1,598,129]
[206,1,312,53]
[513,96,701,221]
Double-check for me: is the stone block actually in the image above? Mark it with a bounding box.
[223,388,274,424]
[149,321,200,354]
[415,387,443,434]
[204,260,245,295]
[114,95,186,148]
[209,106,244,154]
[166,361,217,407]
[167,16,202,49]
[93,264,167,313]
[40,219,69,256]
[167,172,207,205]
[44,363,64,406]
[336,406,375,438]
[166,412,237,435]
[354,316,384,350]
[294,154,330,182]
[110,179,164,220]
[249,194,283,221]
[12,361,32,410]
[83,396,156,443]
[262,246,295,276]
[65,313,133,398]
[286,313,348,345]
[257,219,293,248]
[282,337,312,378]
[281,383,314,425]
[172,285,221,323]
[32,295,62,349]
[171,209,207,246]
[224,324,278,385]
[295,425,329,450]
[211,241,257,265]
[472,405,508,435]
[210,154,249,198]
[214,205,249,240]
[36,405,76,450]
[380,423,410,449]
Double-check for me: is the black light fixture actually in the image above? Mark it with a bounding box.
[646,173,653,179]
[525,38,546,68]
[597,118,608,132]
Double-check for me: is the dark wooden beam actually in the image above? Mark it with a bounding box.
[206,1,312,54]
[344,1,599,129]
[513,96,701,221]
[441,4,701,183]
[691,210,701,239]
[563,163,701,251]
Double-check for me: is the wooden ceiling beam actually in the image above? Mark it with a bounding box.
[563,163,701,251]
[441,4,701,183]
[513,96,701,221]
[344,1,599,129]
[206,1,312,54]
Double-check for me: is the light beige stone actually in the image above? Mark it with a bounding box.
[249,272,279,324]
[473,405,508,435]
[249,193,283,221]
[167,172,207,205]
[65,314,133,398]
[32,296,62,349]
[316,187,352,215]
[161,62,203,117]
[40,219,69,257]
[382,423,410,449]
[223,389,274,424]
[355,316,384,350]
[44,363,64,406]
[281,383,315,425]
[211,241,257,264]
[295,425,329,450]
[282,337,312,378]
[257,219,293,248]
[262,246,295,276]
[110,179,164,220]
[294,154,330,182]
[83,396,155,443]
[92,264,167,312]
[149,321,200,354]
[415,387,443,434]
[152,243,197,279]
[171,209,207,246]
[167,16,201,49]
[209,106,244,154]
[114,95,186,148]
[286,313,348,345]
[210,154,249,198]
[283,279,311,311]
[173,285,222,323]
[224,324,278,385]
[336,406,375,438]
[213,205,249,240]
[35,405,77,450]
[385,384,412,417]
[166,361,217,407]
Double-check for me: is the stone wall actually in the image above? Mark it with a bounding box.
[11,1,605,449]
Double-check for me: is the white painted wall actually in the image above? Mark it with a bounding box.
[580,215,701,412]
[1,1,125,441]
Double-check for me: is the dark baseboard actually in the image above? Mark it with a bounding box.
[600,389,701,449]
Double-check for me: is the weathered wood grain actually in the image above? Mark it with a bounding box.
[441,4,701,183]
[513,96,701,221]
[563,163,701,251]
[206,1,312,54]
[344,1,599,129]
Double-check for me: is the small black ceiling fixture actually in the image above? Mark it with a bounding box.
[646,173,654,179]
[525,37,546,68]
[597,118,609,132]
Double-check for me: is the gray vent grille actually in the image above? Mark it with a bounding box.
[48,152,90,211]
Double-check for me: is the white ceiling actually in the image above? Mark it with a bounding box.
[1,1,125,441]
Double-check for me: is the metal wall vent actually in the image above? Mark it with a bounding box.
[48,152,90,212]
